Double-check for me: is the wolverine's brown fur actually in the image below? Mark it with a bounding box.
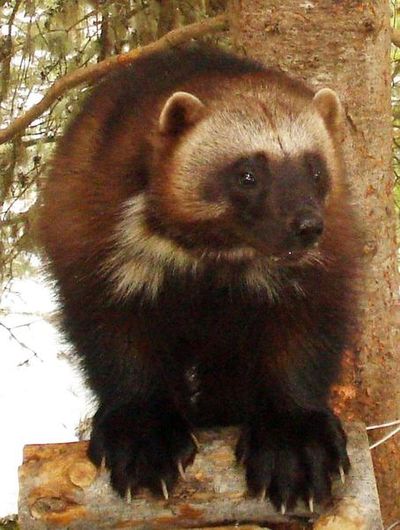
[39,45,361,511]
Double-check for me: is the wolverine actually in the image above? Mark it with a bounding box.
[39,45,360,512]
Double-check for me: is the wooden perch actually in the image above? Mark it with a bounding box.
[18,423,382,530]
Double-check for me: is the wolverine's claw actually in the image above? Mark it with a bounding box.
[280,503,286,515]
[178,460,186,481]
[190,432,200,450]
[100,456,106,471]
[258,487,266,502]
[339,465,346,484]
[308,497,314,513]
[161,479,169,500]
[125,488,132,504]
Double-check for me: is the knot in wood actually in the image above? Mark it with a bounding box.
[31,497,68,519]
[362,18,375,33]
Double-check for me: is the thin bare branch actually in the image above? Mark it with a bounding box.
[0,321,41,364]
[0,14,228,145]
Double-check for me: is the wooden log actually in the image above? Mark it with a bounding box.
[18,423,382,529]
[192,527,266,529]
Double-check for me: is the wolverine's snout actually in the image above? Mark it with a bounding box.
[289,210,324,248]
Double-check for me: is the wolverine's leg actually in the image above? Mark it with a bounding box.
[61,291,197,498]
[236,303,350,511]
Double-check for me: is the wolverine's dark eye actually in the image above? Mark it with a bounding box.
[305,153,330,197]
[238,171,257,187]
[306,154,325,184]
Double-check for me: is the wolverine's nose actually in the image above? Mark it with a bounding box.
[291,212,324,246]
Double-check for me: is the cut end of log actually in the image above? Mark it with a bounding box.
[68,460,97,489]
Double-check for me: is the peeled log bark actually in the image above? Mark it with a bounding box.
[18,425,382,529]
[228,1,400,524]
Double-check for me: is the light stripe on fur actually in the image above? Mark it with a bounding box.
[104,194,196,299]
[103,194,299,301]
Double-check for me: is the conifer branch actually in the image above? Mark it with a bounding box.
[0,14,228,145]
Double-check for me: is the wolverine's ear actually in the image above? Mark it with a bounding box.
[159,91,205,135]
[312,88,342,132]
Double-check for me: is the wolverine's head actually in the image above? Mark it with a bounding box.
[150,85,344,266]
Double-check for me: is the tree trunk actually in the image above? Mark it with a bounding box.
[228,0,400,524]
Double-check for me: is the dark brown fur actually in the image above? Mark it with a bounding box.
[39,45,361,511]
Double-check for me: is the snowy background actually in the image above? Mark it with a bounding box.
[0,270,92,517]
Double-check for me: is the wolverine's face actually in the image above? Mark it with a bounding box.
[201,149,330,263]
[107,88,343,301]
[153,88,342,265]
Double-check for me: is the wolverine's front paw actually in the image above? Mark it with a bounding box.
[88,402,197,499]
[236,410,349,513]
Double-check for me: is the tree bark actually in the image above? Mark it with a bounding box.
[228,0,400,524]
